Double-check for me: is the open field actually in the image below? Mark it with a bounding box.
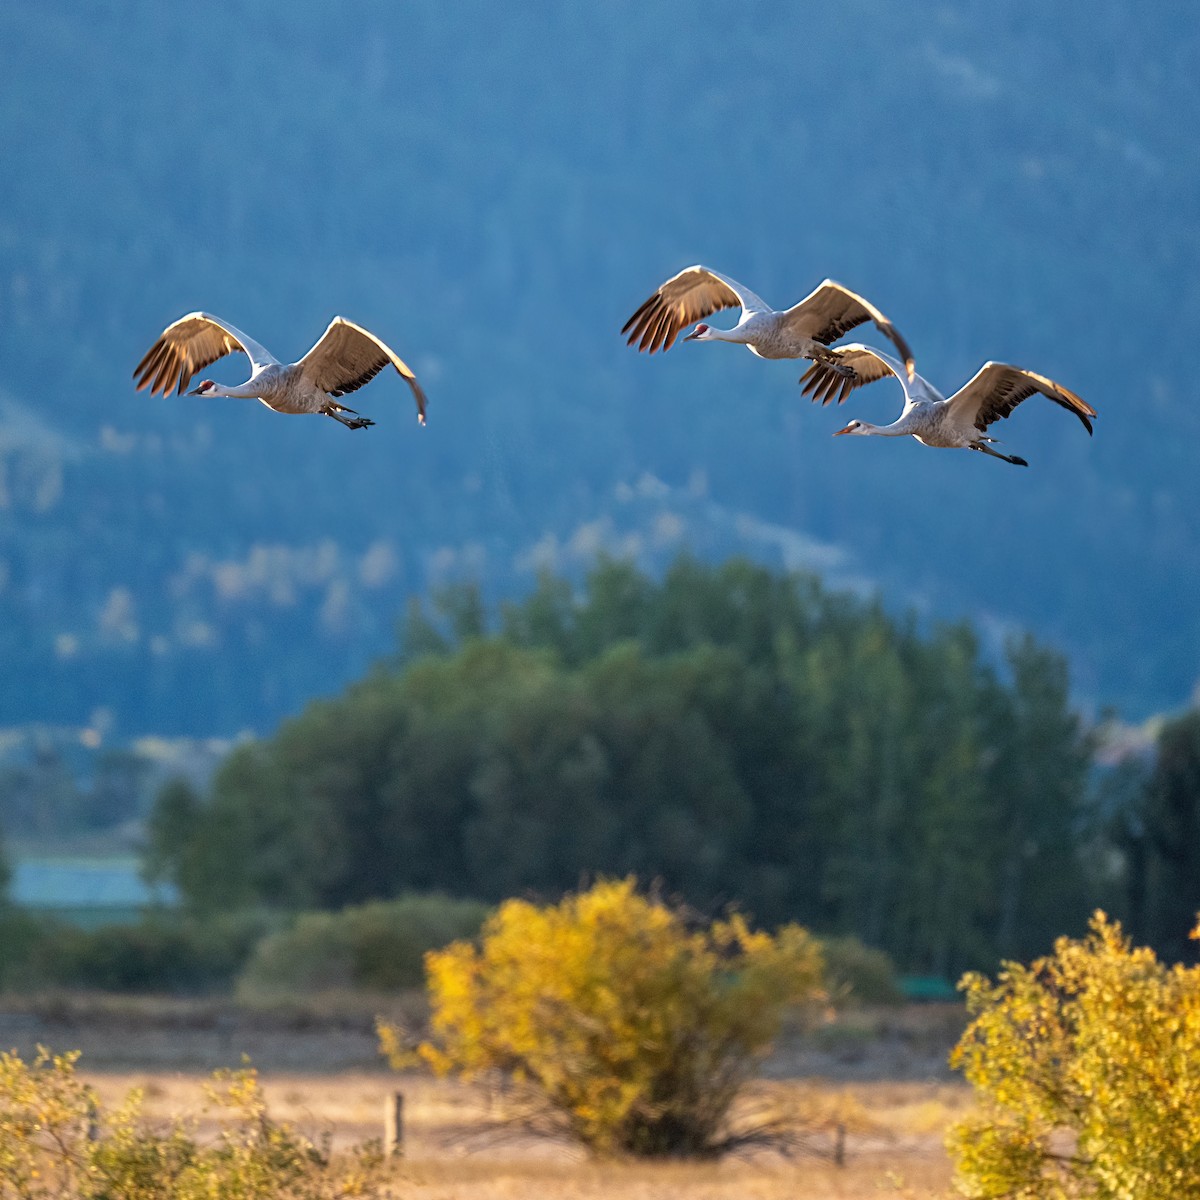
[0,993,967,1079]
[1,996,968,1197]
[72,1070,964,1199]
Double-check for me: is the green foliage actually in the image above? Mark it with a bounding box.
[948,912,1200,1198]
[382,878,824,1158]
[817,936,902,1006]
[1113,710,1200,962]
[6,910,276,994]
[0,1048,386,1199]
[0,909,54,991]
[153,556,1097,977]
[144,777,203,892]
[237,893,487,997]
[0,745,159,840]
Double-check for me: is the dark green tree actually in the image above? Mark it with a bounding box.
[149,555,1097,973]
[0,823,10,902]
[985,636,1094,960]
[1127,711,1200,961]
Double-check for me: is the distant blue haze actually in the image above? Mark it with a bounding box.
[0,1,1196,736]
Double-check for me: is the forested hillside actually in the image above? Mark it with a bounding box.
[0,1,1197,737]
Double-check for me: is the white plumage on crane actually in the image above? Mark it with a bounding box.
[134,312,427,429]
[622,265,915,382]
[802,345,1094,466]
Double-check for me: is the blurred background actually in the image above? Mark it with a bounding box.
[0,0,1198,993]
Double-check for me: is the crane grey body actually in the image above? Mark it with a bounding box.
[133,312,428,429]
[622,266,915,380]
[802,345,1094,466]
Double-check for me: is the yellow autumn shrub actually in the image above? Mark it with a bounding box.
[381,877,824,1157]
[948,911,1200,1198]
[0,1048,386,1200]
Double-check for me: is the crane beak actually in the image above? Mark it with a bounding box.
[833,424,855,436]
[185,386,204,396]
[682,327,702,341]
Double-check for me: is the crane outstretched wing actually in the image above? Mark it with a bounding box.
[783,281,915,379]
[298,317,428,425]
[133,312,278,397]
[621,265,769,353]
[799,344,905,405]
[946,363,1094,436]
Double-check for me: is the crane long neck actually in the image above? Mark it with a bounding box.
[706,324,750,344]
[859,418,913,437]
[210,380,261,399]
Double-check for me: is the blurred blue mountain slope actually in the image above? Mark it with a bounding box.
[0,0,1196,732]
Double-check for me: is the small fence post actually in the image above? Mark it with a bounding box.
[833,1122,846,1167]
[384,1092,404,1157]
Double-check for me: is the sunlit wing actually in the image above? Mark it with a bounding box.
[132,312,278,397]
[946,362,1094,436]
[298,316,428,425]
[620,265,769,353]
[783,281,915,378]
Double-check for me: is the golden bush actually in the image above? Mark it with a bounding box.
[0,1049,386,1200]
[949,911,1200,1198]
[381,877,824,1157]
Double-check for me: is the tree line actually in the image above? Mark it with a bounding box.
[141,555,1167,979]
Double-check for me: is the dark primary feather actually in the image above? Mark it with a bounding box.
[132,315,252,397]
[800,347,897,405]
[621,267,743,353]
[801,363,857,406]
[328,360,387,397]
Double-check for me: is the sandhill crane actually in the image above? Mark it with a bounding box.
[133,313,427,429]
[621,266,915,381]
[800,345,1094,466]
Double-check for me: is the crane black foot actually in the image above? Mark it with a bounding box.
[322,406,376,430]
[972,443,1028,467]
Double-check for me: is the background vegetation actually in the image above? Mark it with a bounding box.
[145,556,1096,980]
[0,896,488,998]
[236,894,488,998]
[4,555,1198,991]
[0,908,276,994]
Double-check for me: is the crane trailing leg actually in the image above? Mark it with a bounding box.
[811,344,857,379]
[971,442,1028,467]
[321,403,375,430]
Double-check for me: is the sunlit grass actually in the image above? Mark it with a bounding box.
[74,1069,965,1198]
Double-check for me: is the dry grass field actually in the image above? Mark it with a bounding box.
[1,996,970,1198]
[74,1071,965,1199]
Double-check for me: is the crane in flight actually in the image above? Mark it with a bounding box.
[134,313,427,429]
[622,266,915,381]
[802,345,1093,466]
